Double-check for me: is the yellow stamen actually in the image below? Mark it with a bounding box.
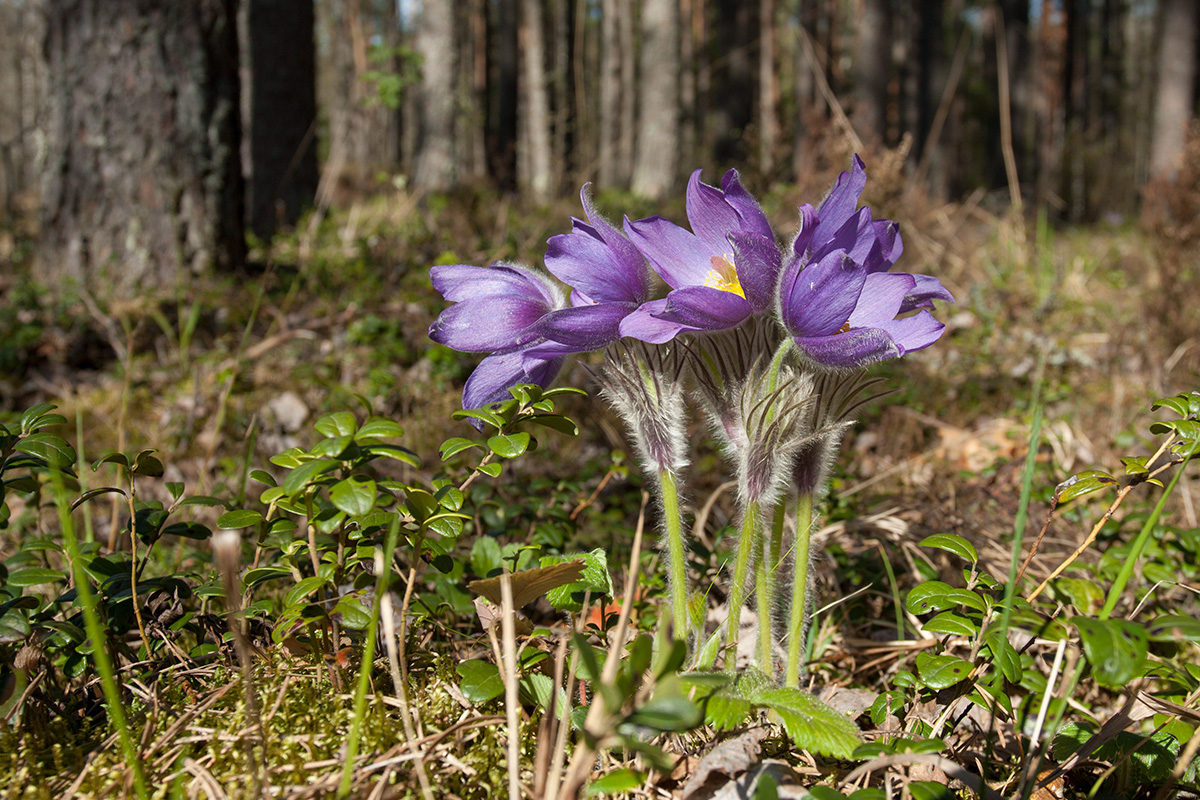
[702,255,746,298]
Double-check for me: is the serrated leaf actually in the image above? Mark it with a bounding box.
[543,549,612,612]
[217,509,264,529]
[1055,470,1118,503]
[15,433,76,468]
[6,568,68,587]
[704,687,753,730]
[457,659,504,704]
[921,611,977,637]
[330,476,376,517]
[487,432,531,458]
[440,437,481,460]
[356,417,403,440]
[915,653,974,689]
[919,533,978,564]
[906,581,986,615]
[1075,617,1148,688]
[749,687,861,758]
[281,458,337,495]
[315,411,357,438]
[585,768,645,797]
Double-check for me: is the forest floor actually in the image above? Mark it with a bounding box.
[1,163,1200,799]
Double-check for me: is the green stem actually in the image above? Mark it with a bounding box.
[658,469,690,642]
[338,516,403,797]
[784,492,814,687]
[1099,447,1195,621]
[756,501,786,675]
[725,498,762,671]
[51,471,148,800]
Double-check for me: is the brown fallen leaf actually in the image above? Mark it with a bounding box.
[468,559,586,609]
[682,728,769,800]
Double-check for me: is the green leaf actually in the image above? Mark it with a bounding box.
[453,408,505,430]
[244,566,293,587]
[330,476,377,517]
[15,433,76,468]
[476,462,502,478]
[71,487,126,510]
[269,448,307,469]
[333,595,373,629]
[921,611,977,637]
[404,488,438,522]
[1147,614,1200,642]
[869,690,906,727]
[487,432,531,458]
[1152,393,1193,418]
[92,452,130,470]
[217,509,264,529]
[284,576,329,609]
[906,581,987,615]
[356,417,403,440]
[440,437,481,460]
[315,411,358,438]
[310,434,354,458]
[131,450,164,477]
[165,481,184,500]
[457,659,504,704]
[1075,617,1149,688]
[1054,470,1118,503]
[249,469,277,486]
[20,403,61,432]
[176,495,231,509]
[983,629,1023,683]
[471,536,503,578]
[527,414,579,436]
[360,443,421,468]
[908,781,954,800]
[6,568,68,587]
[161,522,212,540]
[627,694,702,732]
[281,458,338,495]
[585,769,646,796]
[919,533,978,564]
[0,610,32,643]
[914,653,974,689]
[543,549,613,613]
[748,687,861,758]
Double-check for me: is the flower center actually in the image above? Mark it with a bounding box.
[702,255,745,298]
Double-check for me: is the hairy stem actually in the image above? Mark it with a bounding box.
[785,492,814,687]
[658,468,690,642]
[756,501,785,675]
[725,498,762,671]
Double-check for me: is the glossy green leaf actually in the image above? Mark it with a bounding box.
[71,487,126,510]
[1147,614,1200,642]
[983,630,1023,683]
[244,566,292,586]
[1055,470,1118,503]
[161,521,212,540]
[92,452,130,470]
[456,659,504,704]
[176,495,230,509]
[217,509,264,529]
[527,414,579,436]
[315,411,357,438]
[284,576,329,609]
[543,548,613,612]
[1074,617,1149,689]
[360,443,421,467]
[585,769,645,797]
[249,469,277,487]
[281,458,337,495]
[476,462,502,478]
[333,595,372,629]
[131,450,164,477]
[310,434,354,458]
[915,653,973,689]
[15,433,76,468]
[919,533,978,564]
[6,568,68,587]
[356,417,403,440]
[921,611,977,637]
[906,581,986,615]
[440,437,481,460]
[626,693,702,732]
[330,475,376,517]
[487,432,531,458]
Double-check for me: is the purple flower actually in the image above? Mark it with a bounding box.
[429,263,571,409]
[778,157,953,368]
[621,170,782,344]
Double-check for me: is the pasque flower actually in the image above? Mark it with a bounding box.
[621,169,782,344]
[778,156,954,369]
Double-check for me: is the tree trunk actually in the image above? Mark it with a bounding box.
[519,0,552,199]
[631,0,679,199]
[244,0,318,240]
[413,0,456,191]
[854,0,889,144]
[1149,0,1198,180]
[713,0,755,164]
[617,0,635,185]
[487,0,518,190]
[40,0,244,296]
[598,0,620,186]
[757,0,778,174]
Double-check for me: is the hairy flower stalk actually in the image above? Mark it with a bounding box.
[597,341,692,640]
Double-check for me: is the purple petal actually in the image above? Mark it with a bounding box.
[535,303,631,349]
[619,300,686,344]
[431,264,559,308]
[624,214,713,288]
[793,328,901,368]
[814,155,867,240]
[463,349,566,410]
[846,272,914,329]
[874,309,946,353]
[650,285,752,331]
[719,170,774,240]
[546,227,646,305]
[728,232,782,312]
[780,250,866,338]
[865,219,902,272]
[899,274,955,312]
[685,170,745,256]
[429,294,553,352]
[791,204,819,259]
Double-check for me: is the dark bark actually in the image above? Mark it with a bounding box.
[488,0,518,190]
[1149,0,1198,180]
[245,0,317,240]
[854,0,889,144]
[712,0,755,164]
[413,0,456,190]
[40,0,244,296]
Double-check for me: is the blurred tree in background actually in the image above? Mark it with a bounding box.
[0,0,1196,292]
